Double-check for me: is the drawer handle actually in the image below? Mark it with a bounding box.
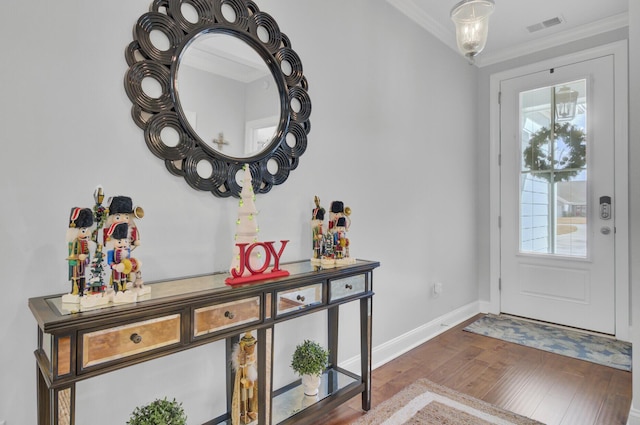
[225,311,235,319]
[130,333,142,344]
[297,295,306,302]
[345,284,353,290]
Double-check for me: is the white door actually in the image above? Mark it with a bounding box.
[499,55,616,334]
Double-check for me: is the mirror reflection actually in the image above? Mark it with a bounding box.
[176,33,280,158]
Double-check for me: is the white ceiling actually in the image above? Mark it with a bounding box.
[386,0,628,67]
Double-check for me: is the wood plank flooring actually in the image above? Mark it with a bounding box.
[319,314,631,425]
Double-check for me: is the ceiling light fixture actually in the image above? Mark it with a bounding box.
[450,0,495,63]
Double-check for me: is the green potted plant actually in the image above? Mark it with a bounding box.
[127,397,187,425]
[291,340,330,396]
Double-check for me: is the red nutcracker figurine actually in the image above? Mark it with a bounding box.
[328,201,344,231]
[104,196,142,249]
[333,216,348,260]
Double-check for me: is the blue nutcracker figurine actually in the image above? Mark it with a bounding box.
[106,222,131,292]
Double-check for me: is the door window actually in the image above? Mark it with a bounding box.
[519,79,587,257]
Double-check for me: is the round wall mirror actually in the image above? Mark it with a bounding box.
[124,0,311,198]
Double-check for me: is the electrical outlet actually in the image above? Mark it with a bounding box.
[433,282,443,296]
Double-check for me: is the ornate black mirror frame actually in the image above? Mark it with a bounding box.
[124,0,311,198]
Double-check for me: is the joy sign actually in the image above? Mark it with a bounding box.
[226,240,290,285]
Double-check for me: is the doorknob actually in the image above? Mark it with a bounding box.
[601,226,611,235]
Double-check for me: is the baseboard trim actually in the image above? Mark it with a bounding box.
[628,407,640,425]
[340,301,482,372]
[478,300,494,314]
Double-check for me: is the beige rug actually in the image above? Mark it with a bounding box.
[351,379,544,425]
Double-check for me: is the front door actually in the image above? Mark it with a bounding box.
[499,55,616,334]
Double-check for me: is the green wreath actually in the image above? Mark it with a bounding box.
[522,122,586,183]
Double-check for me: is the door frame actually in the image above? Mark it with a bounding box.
[488,40,629,340]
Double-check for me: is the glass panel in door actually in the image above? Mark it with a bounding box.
[519,79,587,257]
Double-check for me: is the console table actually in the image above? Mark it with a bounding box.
[29,259,379,425]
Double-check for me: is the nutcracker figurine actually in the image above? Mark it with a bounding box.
[311,196,325,264]
[231,332,259,424]
[334,216,355,265]
[104,196,142,249]
[333,216,348,260]
[66,207,94,297]
[106,222,132,293]
[327,201,355,266]
[328,201,344,231]
[62,190,145,309]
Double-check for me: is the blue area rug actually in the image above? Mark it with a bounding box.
[464,314,632,371]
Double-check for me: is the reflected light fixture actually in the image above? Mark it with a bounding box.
[450,0,495,63]
[555,86,579,121]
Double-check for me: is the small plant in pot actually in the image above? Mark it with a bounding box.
[127,397,187,425]
[291,339,330,396]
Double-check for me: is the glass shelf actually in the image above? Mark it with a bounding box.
[212,369,359,425]
[272,368,358,424]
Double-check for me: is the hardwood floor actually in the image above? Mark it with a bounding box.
[320,314,631,425]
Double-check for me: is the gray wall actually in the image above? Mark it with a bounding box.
[0,1,480,423]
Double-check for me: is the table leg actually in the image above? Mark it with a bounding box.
[37,365,50,425]
[360,296,373,411]
[327,306,339,367]
[37,367,74,425]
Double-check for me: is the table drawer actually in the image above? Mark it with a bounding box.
[81,313,181,370]
[276,283,323,316]
[329,274,366,302]
[193,296,261,338]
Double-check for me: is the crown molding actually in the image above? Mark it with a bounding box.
[386,0,457,51]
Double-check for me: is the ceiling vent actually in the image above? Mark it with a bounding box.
[526,16,564,33]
